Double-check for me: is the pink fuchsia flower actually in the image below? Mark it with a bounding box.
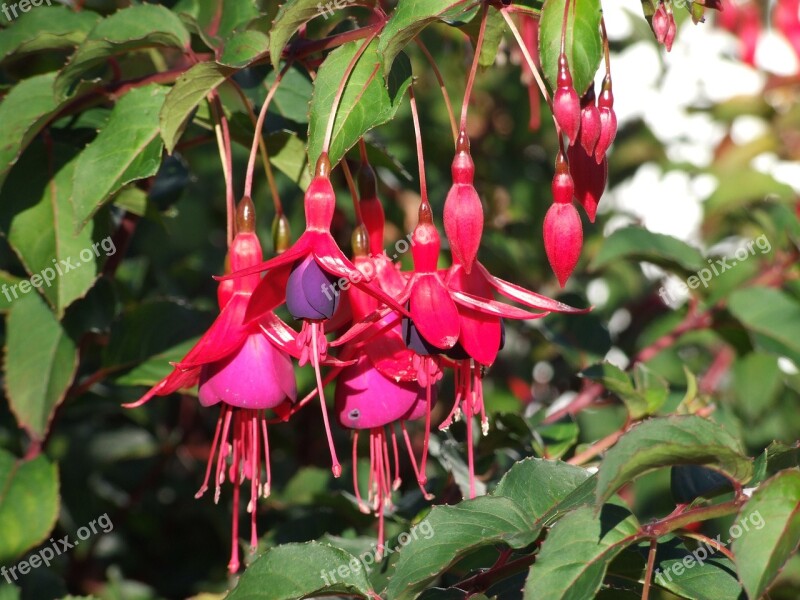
[444,130,484,274]
[335,351,433,556]
[224,154,410,478]
[124,198,298,573]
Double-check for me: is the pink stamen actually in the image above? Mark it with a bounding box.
[196,408,225,499]
[418,358,433,485]
[390,427,401,490]
[401,422,433,500]
[215,406,234,503]
[310,321,342,477]
[465,371,476,499]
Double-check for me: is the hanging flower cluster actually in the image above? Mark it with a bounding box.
[125,0,722,574]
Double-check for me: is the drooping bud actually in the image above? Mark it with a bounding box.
[351,223,370,258]
[552,151,574,204]
[543,202,583,288]
[653,3,669,44]
[230,197,263,293]
[443,130,483,274]
[568,144,607,223]
[411,201,441,273]
[552,53,581,145]
[578,84,601,155]
[664,11,677,52]
[358,161,385,254]
[305,154,335,231]
[594,75,617,164]
[272,213,291,254]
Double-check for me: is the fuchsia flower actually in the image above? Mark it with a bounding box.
[224,154,410,478]
[124,197,298,573]
[444,131,484,274]
[544,151,584,287]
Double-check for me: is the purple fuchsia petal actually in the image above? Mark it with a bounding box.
[286,255,339,320]
[198,331,295,409]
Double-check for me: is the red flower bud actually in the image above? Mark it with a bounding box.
[444,131,483,273]
[568,144,607,223]
[594,76,617,163]
[552,151,574,204]
[579,84,601,155]
[653,3,669,44]
[543,201,583,288]
[664,13,677,52]
[553,54,581,145]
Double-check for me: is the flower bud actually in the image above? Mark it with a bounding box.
[579,84,601,155]
[552,151,574,204]
[653,3,669,44]
[568,144,607,223]
[543,202,583,288]
[594,75,617,164]
[553,53,581,145]
[664,12,677,52]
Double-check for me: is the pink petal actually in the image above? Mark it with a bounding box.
[410,275,459,349]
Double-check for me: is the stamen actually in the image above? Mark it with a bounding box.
[401,422,434,500]
[196,407,225,499]
[311,321,342,477]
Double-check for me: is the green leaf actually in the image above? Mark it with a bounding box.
[581,362,668,419]
[269,0,328,69]
[0,140,106,315]
[307,39,412,170]
[732,470,800,600]
[4,293,78,441]
[0,450,60,564]
[219,29,269,67]
[0,271,21,313]
[0,6,100,63]
[227,542,374,599]
[459,5,506,68]
[493,457,594,524]
[160,62,235,154]
[0,73,66,191]
[0,585,20,600]
[114,337,201,388]
[71,84,168,232]
[386,496,536,600]
[651,543,743,600]
[54,4,190,100]
[523,504,641,600]
[732,352,783,420]
[728,287,800,366]
[377,0,473,74]
[538,0,602,95]
[595,416,753,506]
[590,227,707,274]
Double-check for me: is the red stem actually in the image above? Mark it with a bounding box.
[460,1,490,132]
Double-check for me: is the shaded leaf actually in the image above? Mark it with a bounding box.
[160,62,235,154]
[596,416,753,505]
[54,4,190,100]
[227,542,374,599]
[539,0,602,95]
[4,293,78,441]
[71,84,168,231]
[0,140,105,315]
[377,0,473,74]
[386,497,535,600]
[0,73,66,191]
[269,0,329,69]
[0,6,99,63]
[523,504,641,600]
[728,287,800,366]
[732,470,800,600]
[307,39,412,170]
[0,450,60,564]
[650,541,743,600]
[590,227,707,274]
